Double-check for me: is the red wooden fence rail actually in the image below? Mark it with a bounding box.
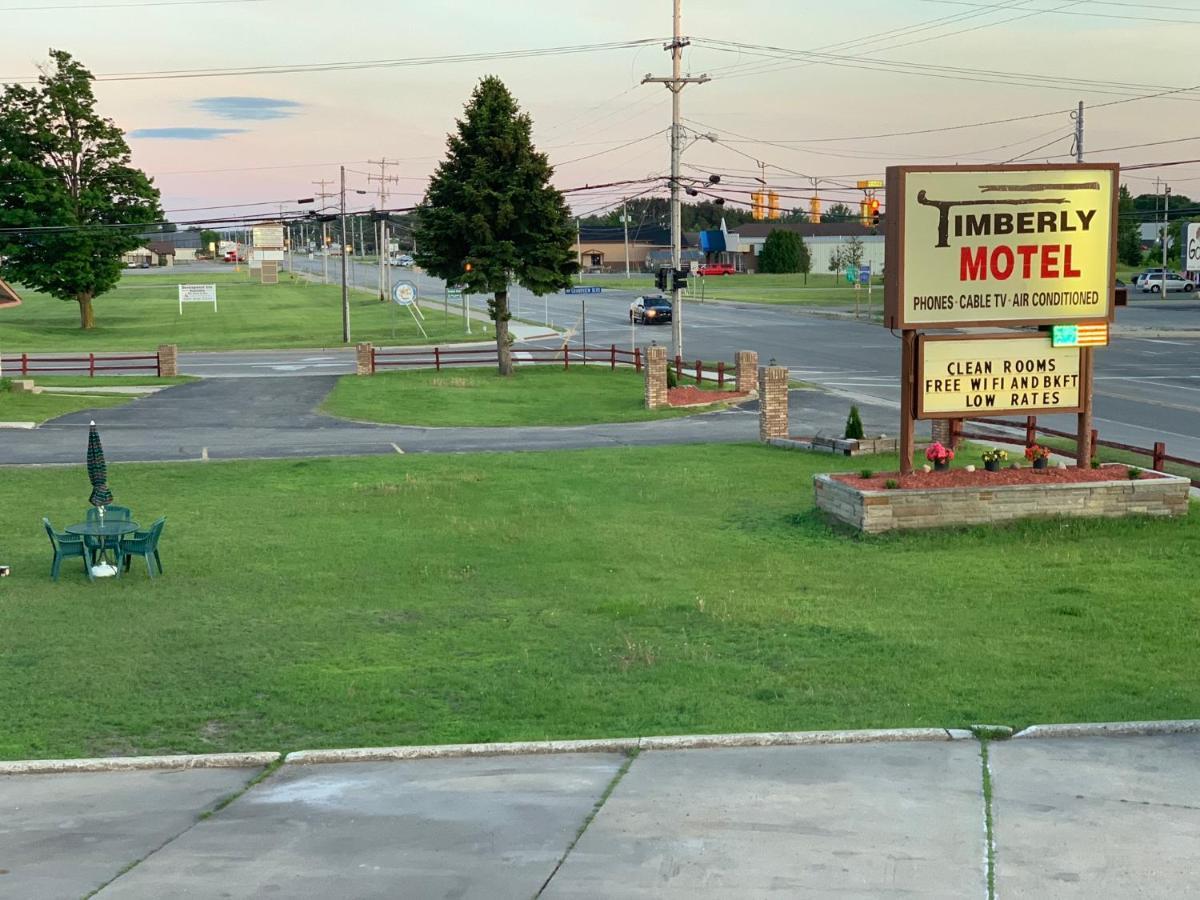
[3,352,160,377]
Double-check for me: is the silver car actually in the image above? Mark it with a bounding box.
[1139,271,1195,293]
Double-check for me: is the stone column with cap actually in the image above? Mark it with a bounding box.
[759,362,789,441]
[157,344,178,377]
[644,343,668,409]
[735,350,758,393]
[355,342,374,376]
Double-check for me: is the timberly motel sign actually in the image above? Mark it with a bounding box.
[885,164,1118,476]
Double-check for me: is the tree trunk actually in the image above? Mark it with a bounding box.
[494,289,513,376]
[77,291,95,330]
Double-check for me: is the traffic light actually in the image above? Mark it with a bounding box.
[869,198,881,227]
[672,268,688,291]
[655,267,669,291]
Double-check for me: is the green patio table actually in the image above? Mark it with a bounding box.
[66,520,139,579]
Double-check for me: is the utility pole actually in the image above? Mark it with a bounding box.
[576,217,582,284]
[313,178,335,284]
[368,158,400,301]
[340,166,350,344]
[643,0,709,359]
[623,197,631,279]
[1073,100,1084,163]
[1163,183,1171,284]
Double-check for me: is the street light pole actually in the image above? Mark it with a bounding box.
[340,165,350,344]
[623,196,631,279]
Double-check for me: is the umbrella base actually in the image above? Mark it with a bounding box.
[91,563,119,578]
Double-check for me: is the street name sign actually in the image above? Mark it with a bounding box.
[566,286,602,294]
[886,164,1118,329]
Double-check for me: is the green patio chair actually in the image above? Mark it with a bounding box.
[121,517,166,579]
[84,505,133,561]
[43,517,94,582]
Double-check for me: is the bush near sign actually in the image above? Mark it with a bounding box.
[885,164,1118,329]
[918,334,1082,418]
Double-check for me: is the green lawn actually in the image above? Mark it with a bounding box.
[1,272,493,352]
[0,386,127,423]
[322,366,712,426]
[1,445,1197,760]
[0,375,194,424]
[581,272,884,308]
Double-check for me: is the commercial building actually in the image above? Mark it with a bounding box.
[572,224,695,273]
[734,222,885,274]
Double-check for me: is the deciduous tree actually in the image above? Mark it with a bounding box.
[0,50,161,329]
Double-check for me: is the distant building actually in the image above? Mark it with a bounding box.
[138,229,202,262]
[734,222,885,274]
[572,224,693,273]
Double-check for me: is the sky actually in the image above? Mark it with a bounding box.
[2,0,1198,226]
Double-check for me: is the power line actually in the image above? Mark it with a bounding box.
[3,39,664,84]
[920,0,1200,25]
[0,0,269,9]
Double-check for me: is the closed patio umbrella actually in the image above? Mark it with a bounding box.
[87,420,113,508]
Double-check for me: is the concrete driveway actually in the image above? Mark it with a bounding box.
[2,727,1197,899]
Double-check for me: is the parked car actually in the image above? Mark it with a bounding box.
[1134,267,1168,288]
[389,254,414,267]
[629,295,672,324]
[1139,271,1195,293]
[697,263,736,276]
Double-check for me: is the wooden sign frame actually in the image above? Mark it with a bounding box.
[885,163,1120,331]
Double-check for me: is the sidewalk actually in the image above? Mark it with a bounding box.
[3,724,1197,898]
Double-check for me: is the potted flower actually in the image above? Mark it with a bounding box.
[981,448,1008,472]
[1025,444,1052,470]
[925,441,954,472]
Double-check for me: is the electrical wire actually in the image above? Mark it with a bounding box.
[920,0,1200,25]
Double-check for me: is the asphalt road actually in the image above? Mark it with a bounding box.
[232,257,1200,461]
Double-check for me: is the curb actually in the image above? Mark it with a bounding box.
[0,751,281,775]
[0,422,36,429]
[286,738,641,764]
[638,728,969,750]
[1012,720,1200,739]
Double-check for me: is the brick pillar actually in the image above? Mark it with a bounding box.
[930,419,951,446]
[157,344,178,377]
[355,342,374,376]
[644,344,668,409]
[736,350,758,393]
[759,364,789,441]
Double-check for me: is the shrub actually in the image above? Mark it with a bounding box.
[1127,467,1141,480]
[884,478,900,490]
[859,469,873,479]
[666,365,677,389]
[844,405,865,440]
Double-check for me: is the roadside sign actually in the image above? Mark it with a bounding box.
[252,224,284,249]
[859,267,871,285]
[566,286,602,294]
[845,265,859,284]
[1185,222,1200,274]
[178,284,217,315]
[392,280,417,306]
[918,334,1083,417]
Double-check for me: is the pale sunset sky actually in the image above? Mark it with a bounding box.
[2,0,1197,223]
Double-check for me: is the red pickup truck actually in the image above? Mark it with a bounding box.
[697,263,736,276]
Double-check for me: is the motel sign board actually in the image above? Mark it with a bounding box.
[886,164,1118,329]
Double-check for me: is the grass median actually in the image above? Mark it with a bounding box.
[322,366,712,426]
[2,272,492,351]
[0,445,1196,761]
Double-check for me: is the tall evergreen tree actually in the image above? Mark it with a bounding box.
[758,229,803,273]
[415,77,576,375]
[1117,184,1143,267]
[0,51,161,329]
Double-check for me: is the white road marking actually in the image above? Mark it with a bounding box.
[391,443,405,454]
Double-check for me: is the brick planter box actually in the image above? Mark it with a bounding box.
[814,469,1192,534]
[810,436,900,457]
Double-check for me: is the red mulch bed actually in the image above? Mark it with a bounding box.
[667,386,748,407]
[837,463,1165,491]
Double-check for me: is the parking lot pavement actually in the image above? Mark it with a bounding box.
[0,766,264,899]
[6,732,1200,899]
[93,754,625,900]
[541,742,987,898]
[989,734,1200,897]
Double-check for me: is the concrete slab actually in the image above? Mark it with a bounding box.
[96,753,625,899]
[0,767,262,900]
[989,734,1200,897]
[543,742,986,898]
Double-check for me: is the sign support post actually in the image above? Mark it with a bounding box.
[900,330,916,476]
[1077,347,1094,467]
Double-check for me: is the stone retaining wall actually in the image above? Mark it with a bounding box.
[814,471,1191,534]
